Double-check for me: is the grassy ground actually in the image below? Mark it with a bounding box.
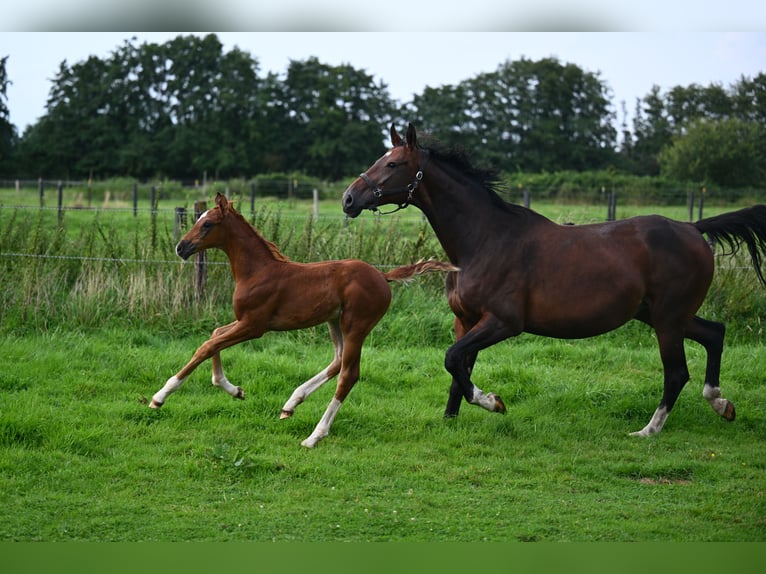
[1,306,765,541]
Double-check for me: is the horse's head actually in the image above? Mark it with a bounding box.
[176,192,232,260]
[342,123,428,217]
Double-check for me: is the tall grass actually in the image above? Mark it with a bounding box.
[1,200,764,343]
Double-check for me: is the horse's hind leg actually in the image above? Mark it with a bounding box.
[685,316,735,422]
[281,320,343,419]
[631,327,690,436]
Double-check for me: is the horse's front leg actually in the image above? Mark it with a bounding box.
[443,313,517,416]
[209,322,245,400]
[149,320,256,408]
[444,317,478,417]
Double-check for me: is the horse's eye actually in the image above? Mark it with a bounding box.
[386,162,398,168]
[202,220,213,229]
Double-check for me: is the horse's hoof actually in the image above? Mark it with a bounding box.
[723,401,736,421]
[491,394,507,414]
[234,387,245,400]
[280,409,293,419]
[148,399,163,409]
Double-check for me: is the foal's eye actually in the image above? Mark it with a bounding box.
[386,161,398,168]
[202,220,213,229]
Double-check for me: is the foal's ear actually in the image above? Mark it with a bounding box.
[390,123,403,147]
[405,123,417,149]
[215,192,229,211]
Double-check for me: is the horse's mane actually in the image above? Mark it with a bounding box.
[420,138,528,217]
[228,205,291,262]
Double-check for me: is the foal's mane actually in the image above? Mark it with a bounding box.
[420,139,528,217]
[227,204,291,262]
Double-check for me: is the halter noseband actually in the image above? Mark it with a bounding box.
[358,149,429,215]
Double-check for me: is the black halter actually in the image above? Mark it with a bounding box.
[358,149,429,215]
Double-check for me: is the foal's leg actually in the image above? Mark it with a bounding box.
[149,321,259,408]
[444,313,513,416]
[685,316,735,422]
[631,327,689,436]
[280,320,343,418]
[300,332,364,448]
[210,322,245,400]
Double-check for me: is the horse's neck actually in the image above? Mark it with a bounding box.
[222,217,282,278]
[416,170,515,264]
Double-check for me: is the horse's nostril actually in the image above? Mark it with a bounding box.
[344,194,353,207]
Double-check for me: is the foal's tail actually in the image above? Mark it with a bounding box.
[383,259,459,283]
[695,204,766,286]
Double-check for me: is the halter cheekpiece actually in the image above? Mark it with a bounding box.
[358,149,429,215]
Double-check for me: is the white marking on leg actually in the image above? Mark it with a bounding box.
[630,406,669,437]
[211,359,244,399]
[469,385,500,412]
[703,385,726,416]
[150,375,186,408]
[301,397,343,448]
[281,367,333,418]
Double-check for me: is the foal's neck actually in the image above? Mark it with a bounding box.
[222,213,286,278]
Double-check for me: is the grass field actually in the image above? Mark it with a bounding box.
[1,192,765,542]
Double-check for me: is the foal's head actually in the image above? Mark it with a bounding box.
[176,192,234,260]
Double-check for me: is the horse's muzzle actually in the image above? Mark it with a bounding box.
[176,240,197,260]
[341,188,363,218]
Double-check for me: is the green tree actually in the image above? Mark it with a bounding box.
[658,117,766,187]
[407,57,617,172]
[278,57,396,180]
[0,55,18,177]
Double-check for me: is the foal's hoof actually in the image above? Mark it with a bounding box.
[491,393,507,414]
[148,399,163,409]
[722,400,736,421]
[280,409,294,419]
[234,387,245,400]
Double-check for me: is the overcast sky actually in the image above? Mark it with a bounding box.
[4,32,766,133]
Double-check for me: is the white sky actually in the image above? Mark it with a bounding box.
[2,7,766,134]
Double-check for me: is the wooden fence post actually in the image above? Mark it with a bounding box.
[250,181,256,216]
[57,180,63,221]
[133,183,138,217]
[39,177,44,208]
[193,201,207,301]
[174,207,187,244]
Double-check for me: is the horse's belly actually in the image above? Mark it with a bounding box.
[524,289,643,339]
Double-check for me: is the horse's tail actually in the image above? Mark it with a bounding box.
[383,259,459,283]
[694,204,766,286]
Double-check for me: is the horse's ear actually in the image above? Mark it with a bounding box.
[390,123,403,147]
[215,192,229,211]
[405,123,417,149]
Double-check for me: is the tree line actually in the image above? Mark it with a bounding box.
[1,33,765,188]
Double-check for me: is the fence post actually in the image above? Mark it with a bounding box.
[193,201,207,301]
[313,188,319,220]
[57,180,64,221]
[687,190,695,222]
[133,183,138,217]
[607,190,617,221]
[39,177,44,208]
[174,207,187,244]
[250,181,256,216]
[698,187,706,220]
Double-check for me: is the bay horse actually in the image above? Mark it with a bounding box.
[149,192,457,447]
[342,123,766,437]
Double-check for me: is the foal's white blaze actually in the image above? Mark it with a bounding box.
[302,397,343,448]
[630,406,669,437]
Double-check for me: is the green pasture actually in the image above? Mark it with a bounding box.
[0,192,765,541]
